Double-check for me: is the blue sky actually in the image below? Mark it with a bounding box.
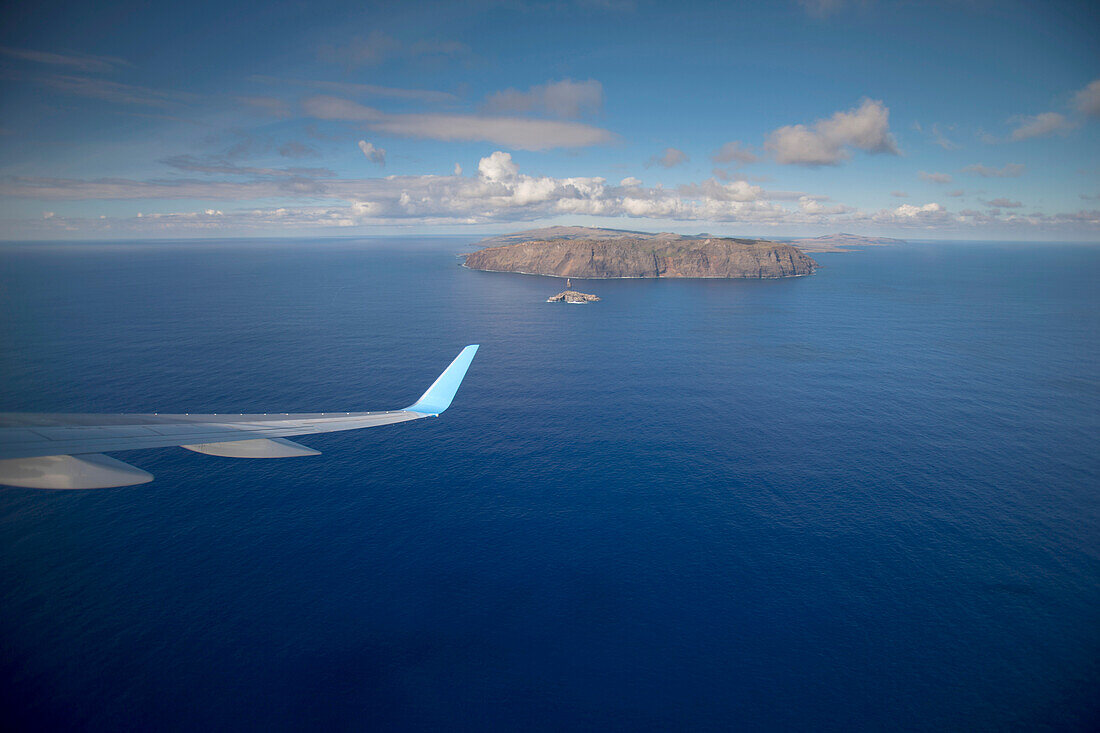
[0,0,1097,239]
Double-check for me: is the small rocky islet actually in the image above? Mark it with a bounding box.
[546,279,600,303]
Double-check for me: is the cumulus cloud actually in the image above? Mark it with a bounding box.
[647,147,688,168]
[303,95,614,150]
[883,203,947,224]
[765,98,899,165]
[963,163,1024,178]
[620,176,642,187]
[358,140,386,165]
[1009,112,1075,141]
[477,151,519,180]
[483,79,603,118]
[710,141,758,165]
[1073,79,1100,117]
[798,196,852,215]
[919,171,952,184]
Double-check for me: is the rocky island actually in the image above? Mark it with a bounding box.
[463,227,817,279]
[547,289,600,303]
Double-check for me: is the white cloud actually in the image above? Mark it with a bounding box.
[1073,79,1100,117]
[857,202,958,229]
[710,141,758,165]
[483,79,603,118]
[358,140,386,165]
[647,147,688,168]
[8,153,1098,236]
[303,95,614,150]
[895,203,942,217]
[963,163,1025,178]
[454,163,463,176]
[798,196,851,215]
[918,171,952,183]
[765,98,899,165]
[477,151,520,181]
[1009,112,1074,141]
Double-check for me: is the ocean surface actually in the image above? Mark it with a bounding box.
[0,238,1097,731]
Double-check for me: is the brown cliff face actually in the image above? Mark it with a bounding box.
[463,236,817,279]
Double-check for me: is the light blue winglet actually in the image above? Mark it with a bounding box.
[406,345,479,416]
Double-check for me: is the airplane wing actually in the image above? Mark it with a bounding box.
[0,345,479,489]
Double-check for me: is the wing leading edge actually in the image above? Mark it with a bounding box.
[0,345,479,489]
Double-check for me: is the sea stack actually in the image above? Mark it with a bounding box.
[547,290,600,303]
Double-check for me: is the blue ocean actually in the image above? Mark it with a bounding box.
[1,238,1097,731]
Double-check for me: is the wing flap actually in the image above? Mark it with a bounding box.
[181,437,321,458]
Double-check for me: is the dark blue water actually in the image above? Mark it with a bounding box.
[1,239,1097,731]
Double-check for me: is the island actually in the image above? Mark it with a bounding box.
[547,289,600,303]
[463,227,817,279]
[788,233,906,252]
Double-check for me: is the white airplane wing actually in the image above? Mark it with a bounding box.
[0,345,479,489]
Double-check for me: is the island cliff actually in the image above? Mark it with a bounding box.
[463,229,817,279]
